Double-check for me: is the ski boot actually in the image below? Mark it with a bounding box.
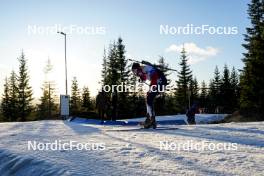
[151,116,157,129]
[143,116,157,129]
[139,113,151,127]
[187,116,196,125]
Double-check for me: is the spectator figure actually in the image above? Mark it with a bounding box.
[96,90,109,124]
[186,103,198,125]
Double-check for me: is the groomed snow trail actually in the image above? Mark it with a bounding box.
[0,120,264,176]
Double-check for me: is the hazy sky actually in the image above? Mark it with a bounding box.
[0,0,250,99]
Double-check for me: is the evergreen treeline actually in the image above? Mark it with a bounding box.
[96,37,240,119]
[99,37,145,119]
[1,52,33,121]
[0,53,95,121]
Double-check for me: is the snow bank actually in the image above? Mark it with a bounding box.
[0,149,70,176]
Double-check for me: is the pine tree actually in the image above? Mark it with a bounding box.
[208,79,216,113]
[116,37,129,118]
[208,66,221,112]
[82,86,92,112]
[230,67,240,110]
[220,65,233,112]
[9,71,19,121]
[103,42,119,119]
[155,56,171,115]
[17,51,33,121]
[117,37,129,84]
[164,93,177,114]
[213,66,221,92]
[102,38,131,119]
[175,47,192,112]
[200,80,208,112]
[240,0,264,118]
[101,48,108,86]
[1,77,10,121]
[158,56,171,84]
[189,77,199,106]
[38,87,50,119]
[70,77,81,115]
[106,42,119,86]
[37,59,58,119]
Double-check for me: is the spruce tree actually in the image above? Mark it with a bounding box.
[103,42,119,118]
[9,71,19,121]
[17,51,33,121]
[158,56,171,84]
[106,42,119,86]
[208,66,221,112]
[240,0,264,118]
[213,66,221,92]
[175,47,192,112]
[102,38,131,119]
[1,77,10,121]
[208,79,216,113]
[189,77,199,106]
[230,67,240,110]
[38,87,51,119]
[156,56,171,115]
[200,81,208,112]
[70,77,81,115]
[116,37,129,118]
[82,86,92,112]
[38,59,58,119]
[220,65,232,112]
[117,37,129,84]
[101,48,108,86]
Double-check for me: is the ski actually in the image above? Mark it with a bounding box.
[105,127,179,132]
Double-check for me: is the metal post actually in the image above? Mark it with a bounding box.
[58,31,69,120]
[57,32,68,95]
[64,34,68,95]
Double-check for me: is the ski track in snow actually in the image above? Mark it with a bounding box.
[0,118,264,176]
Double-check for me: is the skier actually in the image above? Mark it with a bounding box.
[132,62,167,129]
[186,103,198,125]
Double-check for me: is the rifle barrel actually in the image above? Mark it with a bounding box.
[129,58,178,73]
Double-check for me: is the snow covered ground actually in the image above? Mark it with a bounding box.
[0,114,264,176]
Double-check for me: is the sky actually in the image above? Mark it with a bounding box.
[0,0,250,100]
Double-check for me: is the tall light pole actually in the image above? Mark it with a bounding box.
[57,31,68,95]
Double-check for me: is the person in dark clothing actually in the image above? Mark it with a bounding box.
[186,103,198,125]
[96,90,109,124]
[111,90,117,121]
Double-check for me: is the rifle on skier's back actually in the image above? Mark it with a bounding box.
[128,58,178,73]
